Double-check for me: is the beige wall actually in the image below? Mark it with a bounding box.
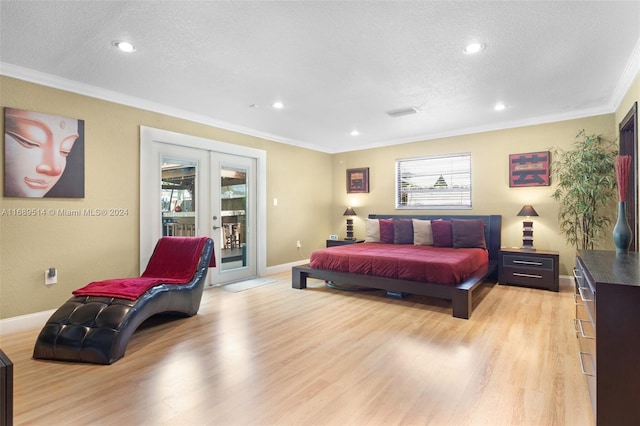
[331,115,619,276]
[0,76,332,319]
[1,69,638,320]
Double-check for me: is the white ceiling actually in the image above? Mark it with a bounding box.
[1,1,640,154]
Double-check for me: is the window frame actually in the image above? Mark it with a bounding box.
[395,153,472,210]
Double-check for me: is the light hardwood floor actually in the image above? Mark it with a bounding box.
[1,272,592,426]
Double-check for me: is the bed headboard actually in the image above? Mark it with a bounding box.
[368,214,502,262]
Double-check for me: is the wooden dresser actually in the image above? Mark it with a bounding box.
[574,250,640,425]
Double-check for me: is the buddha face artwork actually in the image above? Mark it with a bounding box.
[4,108,84,198]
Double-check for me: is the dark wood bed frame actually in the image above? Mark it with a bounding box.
[292,214,502,319]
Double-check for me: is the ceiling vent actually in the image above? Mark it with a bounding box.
[386,107,420,118]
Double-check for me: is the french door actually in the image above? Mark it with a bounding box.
[211,152,257,282]
[140,127,266,286]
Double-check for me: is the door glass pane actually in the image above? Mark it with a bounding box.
[161,158,196,237]
[220,166,246,271]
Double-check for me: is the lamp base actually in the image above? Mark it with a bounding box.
[521,221,535,251]
[345,218,355,241]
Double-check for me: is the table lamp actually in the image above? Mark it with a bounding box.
[517,205,538,250]
[343,207,356,240]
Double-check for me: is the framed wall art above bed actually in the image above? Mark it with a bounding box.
[346,167,369,193]
[509,151,550,187]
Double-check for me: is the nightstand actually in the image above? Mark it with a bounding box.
[499,248,559,291]
[326,239,365,247]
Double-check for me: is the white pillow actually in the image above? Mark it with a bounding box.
[364,219,380,242]
[413,219,433,245]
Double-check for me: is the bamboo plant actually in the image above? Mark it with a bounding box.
[551,130,618,250]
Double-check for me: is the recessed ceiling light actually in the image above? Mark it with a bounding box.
[463,42,485,55]
[272,101,284,109]
[350,130,360,136]
[494,102,506,111]
[113,41,136,53]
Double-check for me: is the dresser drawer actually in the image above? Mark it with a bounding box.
[574,257,597,418]
[575,259,596,326]
[575,303,596,368]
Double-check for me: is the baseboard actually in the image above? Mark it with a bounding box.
[264,259,309,275]
[0,309,54,337]
[559,274,573,288]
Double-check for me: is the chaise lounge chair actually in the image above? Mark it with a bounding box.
[33,236,215,364]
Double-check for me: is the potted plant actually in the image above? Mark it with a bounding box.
[551,130,618,250]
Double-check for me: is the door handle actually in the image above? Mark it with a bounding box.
[213,225,221,230]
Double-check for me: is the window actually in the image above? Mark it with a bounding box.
[396,153,472,209]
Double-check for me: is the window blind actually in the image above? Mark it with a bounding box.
[396,153,472,209]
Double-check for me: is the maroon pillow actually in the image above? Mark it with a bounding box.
[431,220,453,247]
[393,219,413,244]
[379,219,394,244]
[452,219,487,249]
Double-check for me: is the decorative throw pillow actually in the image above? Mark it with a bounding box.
[431,220,453,247]
[452,219,487,249]
[379,219,394,244]
[413,219,433,245]
[364,219,380,242]
[393,218,414,244]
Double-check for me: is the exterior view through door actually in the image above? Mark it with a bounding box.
[218,166,248,270]
[160,160,251,271]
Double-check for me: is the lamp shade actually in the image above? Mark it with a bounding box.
[517,205,538,217]
[343,207,357,216]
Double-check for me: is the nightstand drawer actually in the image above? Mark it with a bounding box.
[501,266,556,286]
[503,254,554,271]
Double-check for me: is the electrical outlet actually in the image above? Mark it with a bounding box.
[296,240,302,248]
[45,268,57,285]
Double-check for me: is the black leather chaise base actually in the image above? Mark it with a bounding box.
[33,238,213,364]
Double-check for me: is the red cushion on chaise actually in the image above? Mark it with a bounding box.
[72,237,215,300]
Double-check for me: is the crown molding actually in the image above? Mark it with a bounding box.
[0,62,331,153]
[611,36,640,112]
[1,58,634,155]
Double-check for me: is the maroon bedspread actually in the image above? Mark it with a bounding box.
[309,243,488,285]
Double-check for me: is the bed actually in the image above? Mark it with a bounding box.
[292,214,502,319]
